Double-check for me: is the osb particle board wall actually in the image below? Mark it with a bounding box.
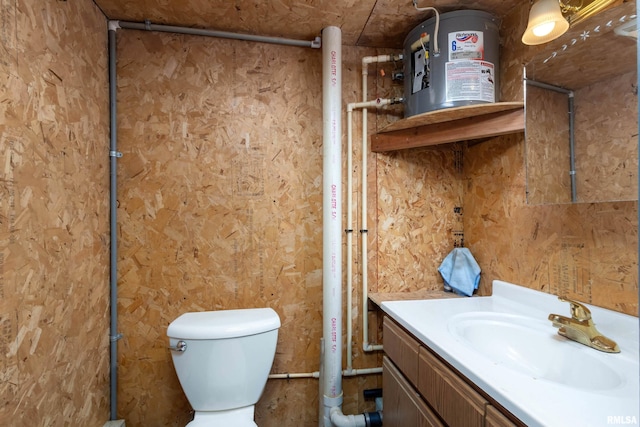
[114,2,637,427]
[0,0,110,425]
[116,29,325,425]
[115,29,424,425]
[374,145,464,292]
[463,0,638,315]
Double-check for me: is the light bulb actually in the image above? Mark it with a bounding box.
[533,21,556,37]
[521,0,570,45]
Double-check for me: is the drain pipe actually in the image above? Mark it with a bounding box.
[321,25,382,427]
[108,21,123,421]
[321,25,349,426]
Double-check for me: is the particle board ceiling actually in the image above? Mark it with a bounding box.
[92,0,523,48]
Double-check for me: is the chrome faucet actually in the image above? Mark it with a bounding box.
[548,297,620,353]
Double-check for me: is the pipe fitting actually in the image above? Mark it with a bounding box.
[108,20,121,32]
[363,343,384,352]
[330,407,367,427]
[361,53,403,65]
[363,411,383,427]
[362,54,392,65]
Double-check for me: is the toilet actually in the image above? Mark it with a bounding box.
[167,308,281,426]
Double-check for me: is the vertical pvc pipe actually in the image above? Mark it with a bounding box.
[346,108,353,373]
[318,337,325,427]
[321,26,343,426]
[108,24,120,421]
[360,64,369,354]
[360,60,385,354]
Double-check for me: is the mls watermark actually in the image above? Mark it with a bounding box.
[607,415,639,425]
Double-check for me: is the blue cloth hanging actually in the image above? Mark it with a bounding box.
[438,247,481,297]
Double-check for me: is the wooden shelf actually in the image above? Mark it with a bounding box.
[371,102,524,152]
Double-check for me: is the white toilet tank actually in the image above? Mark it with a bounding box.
[167,308,281,412]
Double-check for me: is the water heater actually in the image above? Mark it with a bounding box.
[403,10,500,118]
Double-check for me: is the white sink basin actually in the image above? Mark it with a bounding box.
[447,312,624,390]
[381,280,640,427]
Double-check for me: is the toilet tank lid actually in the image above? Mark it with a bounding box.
[167,308,281,339]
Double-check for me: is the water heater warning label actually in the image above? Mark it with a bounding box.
[445,60,495,102]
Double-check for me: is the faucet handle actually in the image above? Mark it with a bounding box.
[558,297,592,321]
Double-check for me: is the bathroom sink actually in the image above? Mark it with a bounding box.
[447,312,623,390]
[381,281,639,427]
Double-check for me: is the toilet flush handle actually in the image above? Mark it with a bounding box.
[168,340,187,352]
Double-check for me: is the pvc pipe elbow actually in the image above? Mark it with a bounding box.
[363,343,384,352]
[362,54,398,65]
[330,407,367,427]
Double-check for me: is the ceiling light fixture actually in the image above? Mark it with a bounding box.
[522,0,571,45]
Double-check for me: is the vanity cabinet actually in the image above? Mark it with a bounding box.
[417,347,486,427]
[383,316,523,427]
[485,405,520,427]
[383,356,444,427]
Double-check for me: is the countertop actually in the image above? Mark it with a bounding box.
[380,280,640,427]
[368,289,461,307]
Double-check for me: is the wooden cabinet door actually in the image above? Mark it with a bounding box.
[383,317,420,386]
[383,356,445,427]
[486,405,520,427]
[417,347,487,427]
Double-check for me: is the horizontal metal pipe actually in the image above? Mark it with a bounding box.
[525,78,573,95]
[116,20,321,48]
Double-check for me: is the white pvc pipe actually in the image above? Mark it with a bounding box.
[270,372,321,379]
[330,407,367,427]
[345,97,392,371]
[345,97,398,368]
[321,36,401,426]
[359,56,402,354]
[268,367,382,380]
[346,106,354,373]
[321,25,343,427]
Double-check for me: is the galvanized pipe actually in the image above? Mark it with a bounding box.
[524,78,577,202]
[106,18,320,421]
[108,23,121,421]
[568,92,577,202]
[117,20,321,48]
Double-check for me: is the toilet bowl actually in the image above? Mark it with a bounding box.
[167,308,281,426]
